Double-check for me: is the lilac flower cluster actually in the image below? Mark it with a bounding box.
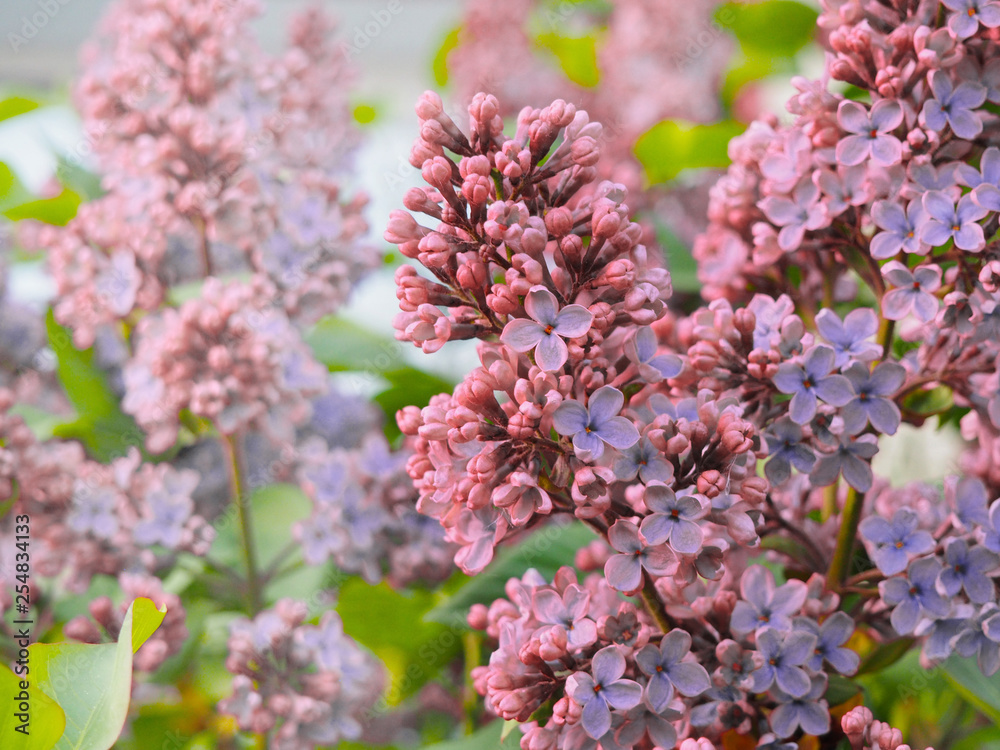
[219,599,384,749]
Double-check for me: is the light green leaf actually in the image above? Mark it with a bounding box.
[425,521,596,625]
[31,598,166,750]
[0,662,66,750]
[422,720,520,750]
[634,120,745,184]
[45,311,146,462]
[0,162,33,212]
[0,96,40,122]
[306,316,402,373]
[3,188,81,226]
[943,655,1000,724]
[536,32,600,87]
[433,26,461,87]
[717,0,818,57]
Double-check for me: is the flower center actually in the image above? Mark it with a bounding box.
[544,324,554,334]
[895,541,905,549]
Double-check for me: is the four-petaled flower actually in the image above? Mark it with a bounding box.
[870,199,929,259]
[635,629,711,712]
[881,261,943,322]
[841,361,906,436]
[626,326,683,383]
[566,645,644,739]
[731,565,809,635]
[836,99,904,166]
[533,584,598,650]
[815,308,882,368]
[773,345,855,424]
[921,71,987,139]
[759,179,830,251]
[810,435,880,492]
[553,386,639,460]
[768,675,831,739]
[639,484,707,554]
[604,520,675,592]
[751,627,818,698]
[501,285,594,371]
[879,557,951,634]
[920,191,987,252]
[860,508,936,576]
[942,0,1000,38]
[764,418,817,485]
[796,612,860,674]
[612,436,674,484]
[937,539,1000,603]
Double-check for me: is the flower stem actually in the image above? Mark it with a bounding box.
[223,431,262,615]
[639,574,673,633]
[828,486,864,590]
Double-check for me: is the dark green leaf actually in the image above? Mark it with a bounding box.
[425,521,597,625]
[902,385,954,417]
[943,655,1000,724]
[825,674,861,706]
[634,120,745,184]
[856,637,916,676]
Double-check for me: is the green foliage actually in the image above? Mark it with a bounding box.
[943,655,1000,724]
[0,96,40,122]
[45,311,146,462]
[825,674,861,706]
[425,521,596,625]
[433,26,462,86]
[0,662,66,750]
[4,188,81,226]
[902,385,955,418]
[717,0,818,57]
[0,162,33,212]
[422,720,520,750]
[536,32,600,87]
[654,222,701,295]
[31,598,166,750]
[634,120,745,184]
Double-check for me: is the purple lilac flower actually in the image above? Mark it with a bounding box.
[626,326,683,383]
[954,604,1000,675]
[937,539,999,603]
[795,612,860,674]
[985,58,1000,104]
[612,436,674,484]
[501,285,594,371]
[553,386,639,461]
[764,419,817,485]
[717,639,757,688]
[956,146,1000,189]
[566,645,643,739]
[759,179,829,251]
[533,584,599,649]
[835,99,904,167]
[639,484,707,554]
[942,0,1000,38]
[921,71,987,139]
[757,734,799,750]
[815,308,881,368]
[860,508,936,576]
[881,262,943,322]
[910,161,959,191]
[919,611,974,661]
[730,565,808,635]
[985,499,1000,553]
[810,434,879,491]
[768,675,830,739]
[613,705,681,750]
[952,477,991,529]
[635,629,711,711]
[870,199,929,259]
[690,684,747,728]
[750,627,817,698]
[604,520,674,592]
[773,345,854,424]
[814,166,869,217]
[841,361,905,435]
[879,557,951,635]
[920,192,987,251]
[133,474,198,549]
[68,485,120,539]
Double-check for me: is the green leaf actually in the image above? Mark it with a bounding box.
[54,157,104,202]
[0,662,66,750]
[825,674,861,706]
[0,162,33,212]
[536,33,600,87]
[902,385,954,417]
[4,188,81,226]
[425,521,596,625]
[422,720,520,750]
[634,120,745,184]
[306,316,402,373]
[943,655,1000,724]
[31,598,166,750]
[0,96,40,122]
[717,0,818,57]
[374,366,455,441]
[654,222,700,294]
[337,578,464,703]
[856,636,916,676]
[432,26,462,87]
[45,311,145,462]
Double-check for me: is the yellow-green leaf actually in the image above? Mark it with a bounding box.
[536,32,600,87]
[0,662,66,750]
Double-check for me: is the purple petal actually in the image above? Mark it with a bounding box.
[760,196,803,226]
[641,545,675,576]
[954,222,986,252]
[501,318,544,352]
[740,565,776,610]
[869,362,907,394]
[669,519,704,555]
[870,99,904,131]
[798,701,832,736]
[573,430,605,459]
[920,220,955,247]
[911,292,939,323]
[840,453,874,491]
[553,304,594,338]
[889,597,921,635]
[770,703,804,739]
[644,484,677,514]
[605,554,641,591]
[602,679,643,710]
[608,519,643,554]
[951,81,988,109]
[881,289,914,320]
[640,514,672,547]
[588,386,625,427]
[553,400,589,435]
[974,184,1000,212]
[775,664,812,698]
[770,580,809,616]
[729,602,760,635]
[670,662,711,696]
[788,390,818,424]
[592,645,627,683]
[835,135,870,167]
[534,333,569,371]
[865,398,902,435]
[870,232,904,260]
[596,417,640,450]
[773,364,806,394]
[870,135,902,167]
[949,108,984,140]
[644,672,674,712]
[580,694,612,739]
[804,346,837,379]
[814,375,855,406]
[524,286,558,325]
[837,100,871,134]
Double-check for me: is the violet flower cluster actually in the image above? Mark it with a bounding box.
[383,0,1000,736]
